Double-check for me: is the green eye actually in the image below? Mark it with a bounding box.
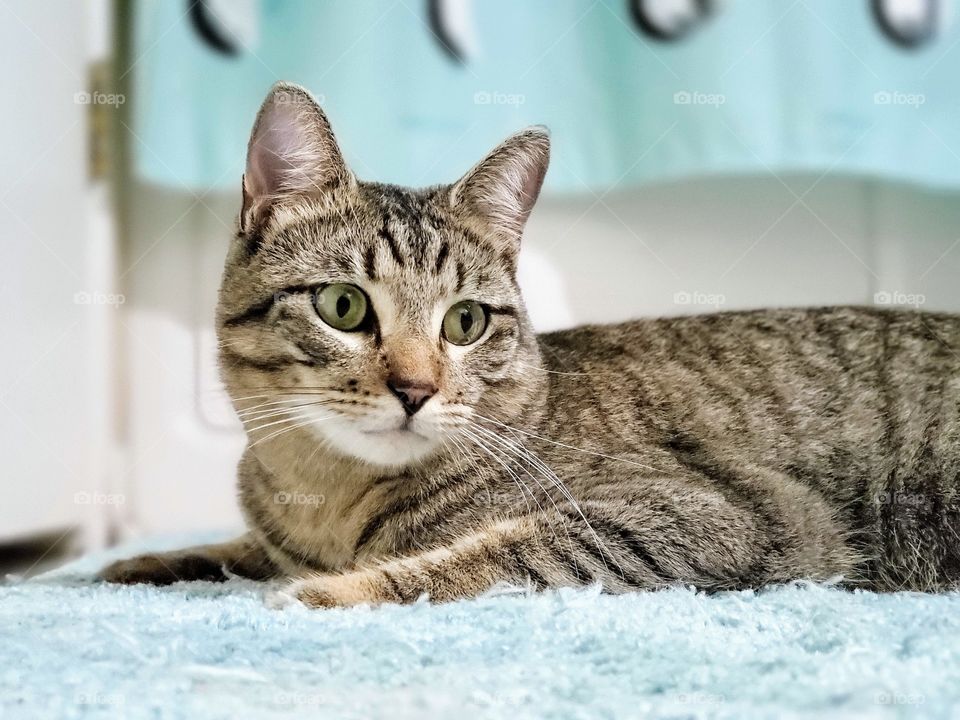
[442,300,488,346]
[314,284,369,331]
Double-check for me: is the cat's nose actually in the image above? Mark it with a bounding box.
[387,377,437,416]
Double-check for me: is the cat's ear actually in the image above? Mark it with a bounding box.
[449,127,550,253]
[240,82,352,232]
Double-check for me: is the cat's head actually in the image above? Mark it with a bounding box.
[217,83,549,469]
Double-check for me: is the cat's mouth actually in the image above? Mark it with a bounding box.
[360,418,430,440]
[362,428,427,440]
[308,408,443,468]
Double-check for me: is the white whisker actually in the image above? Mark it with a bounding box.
[467,418,623,577]
[243,408,333,436]
[460,427,580,574]
[248,413,337,448]
[473,412,668,475]
[237,400,337,422]
[460,428,535,517]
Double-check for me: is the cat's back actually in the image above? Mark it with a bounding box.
[538,305,960,386]
[535,305,960,478]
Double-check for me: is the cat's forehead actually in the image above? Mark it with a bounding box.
[268,183,515,299]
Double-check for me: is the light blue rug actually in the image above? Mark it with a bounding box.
[2,533,959,719]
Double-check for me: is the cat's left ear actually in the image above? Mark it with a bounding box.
[449,127,550,254]
[240,82,352,232]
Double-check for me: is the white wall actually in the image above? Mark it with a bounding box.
[523,177,960,328]
[0,0,115,547]
[117,176,960,536]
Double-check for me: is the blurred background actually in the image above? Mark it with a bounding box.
[4,0,960,572]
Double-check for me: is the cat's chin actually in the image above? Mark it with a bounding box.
[311,422,441,469]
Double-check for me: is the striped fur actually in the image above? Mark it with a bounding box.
[101,84,960,605]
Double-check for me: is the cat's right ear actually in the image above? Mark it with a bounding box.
[240,82,352,232]
[449,127,550,256]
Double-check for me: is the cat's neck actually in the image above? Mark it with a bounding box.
[249,432,383,491]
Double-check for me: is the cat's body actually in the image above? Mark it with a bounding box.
[101,84,960,605]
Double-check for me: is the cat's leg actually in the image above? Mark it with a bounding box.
[277,471,860,608]
[276,502,710,610]
[98,533,278,585]
[275,517,571,608]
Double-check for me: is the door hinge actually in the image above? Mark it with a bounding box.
[82,60,122,181]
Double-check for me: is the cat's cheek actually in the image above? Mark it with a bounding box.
[441,365,486,404]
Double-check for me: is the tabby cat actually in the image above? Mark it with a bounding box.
[101,83,960,606]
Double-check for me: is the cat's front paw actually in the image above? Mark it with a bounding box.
[271,572,392,609]
[98,552,226,585]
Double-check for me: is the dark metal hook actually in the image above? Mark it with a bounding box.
[189,0,240,56]
[629,0,715,42]
[872,0,939,50]
[427,0,467,64]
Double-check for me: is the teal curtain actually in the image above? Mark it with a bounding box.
[133,0,960,193]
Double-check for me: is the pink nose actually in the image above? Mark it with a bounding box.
[387,377,437,415]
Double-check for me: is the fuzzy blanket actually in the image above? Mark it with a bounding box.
[2,533,959,719]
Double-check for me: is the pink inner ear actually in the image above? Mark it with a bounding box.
[517,155,548,223]
[242,86,348,223]
[452,129,550,242]
[246,108,303,200]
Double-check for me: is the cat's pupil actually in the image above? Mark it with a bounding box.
[460,311,473,334]
[336,295,350,318]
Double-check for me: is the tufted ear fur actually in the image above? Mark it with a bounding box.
[449,127,550,256]
[240,82,351,232]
